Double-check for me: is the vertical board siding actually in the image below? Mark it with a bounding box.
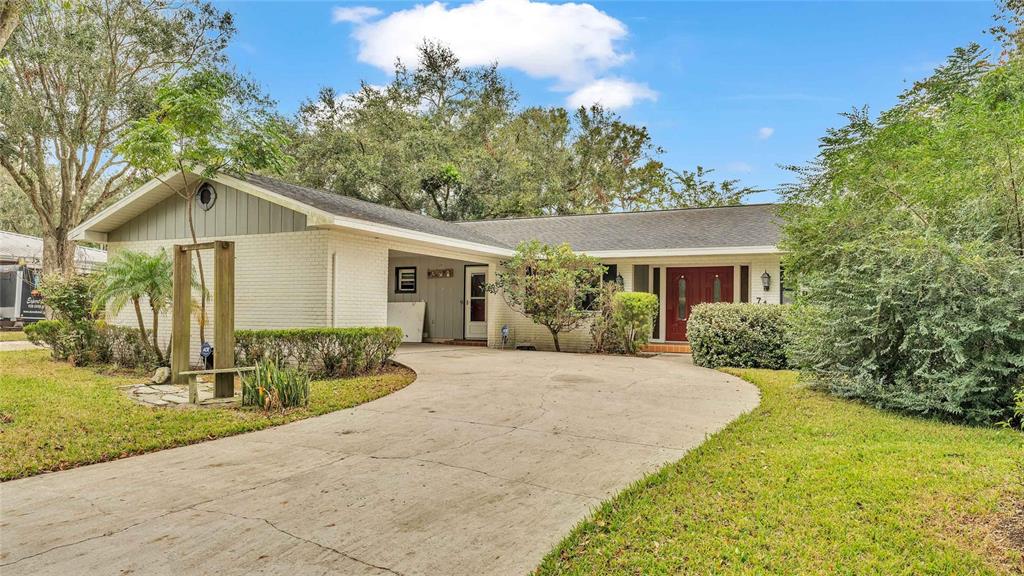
[108,182,307,242]
[388,255,483,340]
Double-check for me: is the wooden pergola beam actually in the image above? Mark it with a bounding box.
[170,246,191,385]
[170,241,236,398]
[213,241,235,398]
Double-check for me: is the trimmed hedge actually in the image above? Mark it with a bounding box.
[26,320,160,369]
[688,303,790,369]
[235,327,403,379]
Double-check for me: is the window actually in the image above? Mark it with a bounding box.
[677,275,686,320]
[713,274,722,302]
[395,267,417,293]
[197,182,217,211]
[740,266,750,303]
[780,267,795,304]
[652,267,661,338]
[583,264,619,310]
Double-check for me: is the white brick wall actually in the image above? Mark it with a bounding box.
[326,230,388,327]
[105,230,332,360]
[105,223,783,357]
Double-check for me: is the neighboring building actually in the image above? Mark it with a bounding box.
[71,172,784,355]
[0,231,107,324]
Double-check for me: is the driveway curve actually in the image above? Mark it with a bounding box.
[0,345,759,576]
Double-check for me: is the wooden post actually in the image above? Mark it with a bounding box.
[213,241,235,398]
[171,246,191,385]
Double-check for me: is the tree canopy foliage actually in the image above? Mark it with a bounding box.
[0,0,234,274]
[782,2,1024,423]
[286,42,753,220]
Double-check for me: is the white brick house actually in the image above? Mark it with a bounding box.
[71,171,786,355]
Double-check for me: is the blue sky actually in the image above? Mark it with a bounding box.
[217,0,999,203]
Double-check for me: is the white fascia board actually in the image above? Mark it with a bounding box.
[324,214,515,258]
[579,245,782,258]
[69,171,179,241]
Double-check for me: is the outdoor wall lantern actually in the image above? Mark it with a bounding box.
[761,270,771,291]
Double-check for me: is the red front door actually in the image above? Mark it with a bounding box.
[665,267,734,341]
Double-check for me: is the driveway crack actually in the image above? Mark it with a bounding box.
[196,508,405,576]
[367,454,601,502]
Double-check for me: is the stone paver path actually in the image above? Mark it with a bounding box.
[124,380,239,407]
[0,345,759,576]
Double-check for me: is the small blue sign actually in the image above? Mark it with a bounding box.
[200,342,213,359]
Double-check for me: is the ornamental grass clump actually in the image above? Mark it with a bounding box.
[241,358,310,411]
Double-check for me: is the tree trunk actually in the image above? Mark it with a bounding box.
[0,0,23,52]
[150,302,164,364]
[132,297,149,345]
[549,328,561,352]
[183,185,208,343]
[41,228,77,277]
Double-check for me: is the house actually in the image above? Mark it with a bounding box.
[1,231,107,324]
[70,171,785,355]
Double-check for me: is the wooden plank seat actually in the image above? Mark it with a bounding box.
[178,366,256,404]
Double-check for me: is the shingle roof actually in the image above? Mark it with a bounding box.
[455,204,781,252]
[242,174,512,248]
[244,174,780,253]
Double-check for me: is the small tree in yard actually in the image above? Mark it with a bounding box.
[91,250,173,364]
[490,241,603,352]
[116,69,291,344]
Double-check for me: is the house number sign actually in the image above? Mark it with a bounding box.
[428,268,454,279]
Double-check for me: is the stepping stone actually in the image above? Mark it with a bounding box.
[161,394,189,405]
[141,397,169,406]
[150,384,181,393]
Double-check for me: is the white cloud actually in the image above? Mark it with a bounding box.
[335,0,653,108]
[757,127,775,140]
[331,6,382,24]
[567,78,657,109]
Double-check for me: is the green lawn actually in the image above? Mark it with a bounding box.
[0,331,27,342]
[536,369,1024,575]
[0,349,415,480]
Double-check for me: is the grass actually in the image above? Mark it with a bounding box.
[0,331,27,342]
[0,349,415,480]
[535,369,1024,575]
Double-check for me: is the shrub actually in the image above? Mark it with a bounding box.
[241,358,310,410]
[234,327,403,378]
[611,292,659,355]
[37,274,96,322]
[24,320,67,358]
[689,303,790,369]
[24,318,106,365]
[590,282,622,353]
[788,236,1024,425]
[592,289,659,355]
[102,324,160,370]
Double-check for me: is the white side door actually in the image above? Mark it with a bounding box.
[464,266,488,340]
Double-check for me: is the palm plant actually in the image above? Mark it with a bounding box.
[92,250,173,363]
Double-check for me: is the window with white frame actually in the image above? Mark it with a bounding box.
[395,267,417,293]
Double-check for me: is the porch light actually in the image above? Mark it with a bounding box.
[761,271,771,291]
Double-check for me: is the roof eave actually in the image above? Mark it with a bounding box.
[579,245,782,258]
[316,214,514,258]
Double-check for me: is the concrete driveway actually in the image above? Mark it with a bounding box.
[0,345,759,576]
